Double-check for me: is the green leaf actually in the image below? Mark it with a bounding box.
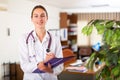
[82,26,88,35]
[118,58,120,64]
[111,66,120,77]
[82,25,93,35]
[104,29,113,45]
[111,32,117,42]
[86,52,96,69]
[87,25,93,35]
[105,77,112,80]
[105,20,114,29]
[101,66,111,78]
[92,19,104,25]
[95,24,105,34]
[116,21,120,26]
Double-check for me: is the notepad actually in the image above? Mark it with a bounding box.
[66,66,88,73]
[69,60,83,66]
[33,56,75,73]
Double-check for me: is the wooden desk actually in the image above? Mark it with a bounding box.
[58,63,105,80]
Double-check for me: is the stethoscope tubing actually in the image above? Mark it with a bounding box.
[26,30,52,62]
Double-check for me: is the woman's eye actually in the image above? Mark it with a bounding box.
[33,14,46,18]
[41,15,45,17]
[34,15,38,18]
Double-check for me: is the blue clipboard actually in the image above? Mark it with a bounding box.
[33,56,75,73]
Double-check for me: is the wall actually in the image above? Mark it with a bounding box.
[0,0,61,79]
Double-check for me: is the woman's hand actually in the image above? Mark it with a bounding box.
[44,52,55,62]
[37,62,53,73]
[37,52,55,73]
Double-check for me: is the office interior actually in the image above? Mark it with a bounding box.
[0,0,120,80]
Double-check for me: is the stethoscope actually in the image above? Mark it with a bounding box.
[26,30,52,62]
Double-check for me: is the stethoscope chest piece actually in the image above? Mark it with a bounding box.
[46,48,50,52]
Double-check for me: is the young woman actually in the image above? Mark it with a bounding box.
[18,5,63,80]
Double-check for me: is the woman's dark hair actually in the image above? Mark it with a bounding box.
[31,5,48,18]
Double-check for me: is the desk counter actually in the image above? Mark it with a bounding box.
[58,62,105,80]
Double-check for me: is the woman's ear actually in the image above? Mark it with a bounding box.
[31,18,34,23]
[47,17,48,20]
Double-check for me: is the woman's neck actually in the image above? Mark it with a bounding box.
[35,29,46,42]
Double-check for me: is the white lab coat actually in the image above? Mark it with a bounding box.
[18,30,63,80]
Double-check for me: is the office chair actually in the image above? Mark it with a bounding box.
[62,48,77,66]
[78,47,93,62]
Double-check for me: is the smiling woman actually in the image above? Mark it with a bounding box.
[18,5,64,80]
[0,0,62,80]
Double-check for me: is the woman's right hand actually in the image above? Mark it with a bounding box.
[37,62,53,73]
[44,52,55,62]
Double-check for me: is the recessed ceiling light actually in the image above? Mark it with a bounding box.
[91,4,109,7]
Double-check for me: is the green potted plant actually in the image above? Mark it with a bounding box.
[82,19,120,80]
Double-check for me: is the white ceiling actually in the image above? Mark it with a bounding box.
[1,0,119,12]
[38,0,120,9]
[34,0,120,13]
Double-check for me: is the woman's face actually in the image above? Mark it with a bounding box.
[31,8,48,29]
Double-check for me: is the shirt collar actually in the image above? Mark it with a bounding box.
[32,30,49,43]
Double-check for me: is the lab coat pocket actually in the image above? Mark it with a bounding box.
[24,73,43,80]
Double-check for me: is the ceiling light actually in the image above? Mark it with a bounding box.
[91,4,109,7]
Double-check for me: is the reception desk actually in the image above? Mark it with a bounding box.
[58,62,105,80]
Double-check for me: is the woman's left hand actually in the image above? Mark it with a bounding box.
[37,62,53,73]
